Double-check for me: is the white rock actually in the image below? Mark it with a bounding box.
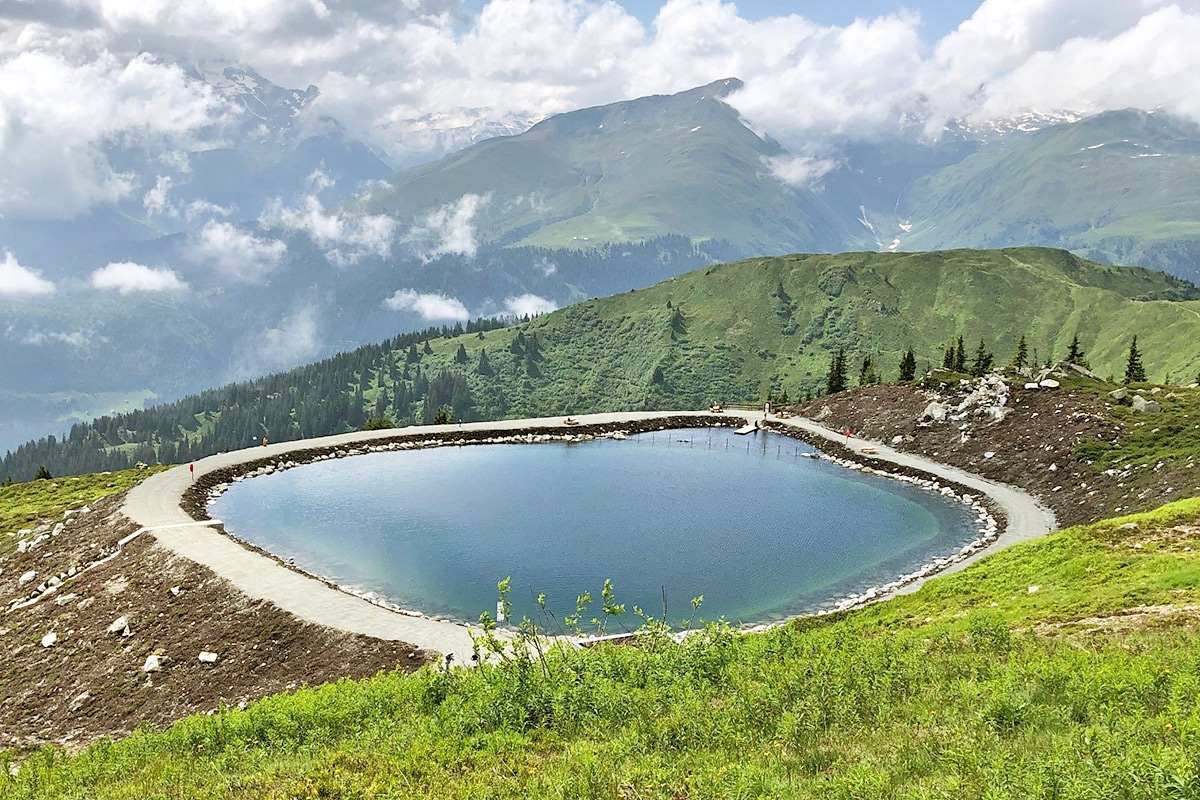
[41,632,57,647]
[107,616,129,635]
[68,692,90,712]
[1027,585,1040,594]
[1039,379,1061,389]
[198,651,219,664]
[1024,382,1040,390]
[142,654,162,673]
[18,570,36,586]
[984,451,995,459]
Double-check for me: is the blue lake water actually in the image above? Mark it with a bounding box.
[211,428,979,627]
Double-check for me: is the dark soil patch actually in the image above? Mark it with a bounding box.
[0,492,432,751]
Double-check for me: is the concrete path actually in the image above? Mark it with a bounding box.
[123,410,1056,658]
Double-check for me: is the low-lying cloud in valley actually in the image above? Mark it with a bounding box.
[0,252,54,294]
[383,289,471,322]
[90,262,187,294]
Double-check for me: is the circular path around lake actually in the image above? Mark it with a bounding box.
[122,411,1057,662]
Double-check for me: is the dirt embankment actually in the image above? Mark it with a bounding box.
[0,491,432,751]
[797,380,1196,527]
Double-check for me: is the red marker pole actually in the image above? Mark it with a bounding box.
[189,463,194,482]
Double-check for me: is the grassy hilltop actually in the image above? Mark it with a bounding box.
[6,476,1200,796]
[6,246,1200,481]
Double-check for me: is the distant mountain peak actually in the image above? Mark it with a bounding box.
[191,61,321,142]
[945,110,1083,141]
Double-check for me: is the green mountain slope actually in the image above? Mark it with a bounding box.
[900,110,1200,280]
[359,79,859,254]
[5,248,1200,481]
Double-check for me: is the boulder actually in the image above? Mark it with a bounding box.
[1063,362,1099,379]
[18,570,36,587]
[142,654,162,673]
[921,401,948,422]
[1024,382,1040,390]
[1109,387,1129,402]
[198,651,219,664]
[1151,387,1163,396]
[1132,395,1162,414]
[41,632,57,647]
[107,616,129,635]
[1039,379,1061,389]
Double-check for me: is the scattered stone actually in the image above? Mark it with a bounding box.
[77,597,94,611]
[169,586,182,597]
[1131,395,1162,414]
[107,616,129,635]
[55,593,78,606]
[921,401,948,423]
[41,632,57,647]
[1028,585,1041,594]
[1039,379,1061,389]
[142,654,162,673]
[18,570,36,587]
[1108,388,1129,402]
[68,693,90,713]
[1151,387,1163,395]
[1024,382,1040,390]
[198,651,219,664]
[984,451,995,459]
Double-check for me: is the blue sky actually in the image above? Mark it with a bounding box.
[462,1,975,41]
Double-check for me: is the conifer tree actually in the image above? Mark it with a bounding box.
[859,355,879,386]
[1066,332,1085,365]
[1011,334,1029,370]
[423,340,434,355]
[942,343,955,370]
[477,348,493,376]
[970,338,994,377]
[953,336,967,373]
[899,347,917,382]
[454,343,469,364]
[1124,335,1146,384]
[826,348,848,394]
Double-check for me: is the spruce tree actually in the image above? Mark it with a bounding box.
[826,348,848,394]
[34,465,51,480]
[477,349,493,376]
[899,347,917,382]
[454,343,468,364]
[942,343,955,370]
[953,336,967,373]
[423,340,434,355]
[1124,335,1146,384]
[1012,334,1028,370]
[970,338,993,377]
[859,355,879,386]
[1066,333,1085,365]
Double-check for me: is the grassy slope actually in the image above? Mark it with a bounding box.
[0,469,163,557]
[901,110,1200,278]
[359,80,856,254]
[411,247,1200,418]
[6,487,1200,797]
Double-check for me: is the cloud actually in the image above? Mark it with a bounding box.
[766,154,839,188]
[383,289,470,321]
[91,261,187,293]
[6,0,1200,219]
[0,252,54,294]
[24,329,95,348]
[228,305,323,380]
[406,193,488,261]
[503,293,557,317]
[0,50,226,219]
[186,220,286,282]
[143,175,176,217]
[264,190,396,266]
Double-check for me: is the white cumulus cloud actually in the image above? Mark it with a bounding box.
[264,192,396,267]
[383,289,470,322]
[186,220,287,282]
[503,293,557,317]
[406,193,489,261]
[0,252,54,295]
[91,261,187,293]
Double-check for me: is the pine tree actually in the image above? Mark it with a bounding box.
[423,340,434,355]
[477,349,493,376]
[970,338,994,377]
[942,343,955,370]
[1066,332,1085,365]
[858,355,879,386]
[34,465,51,480]
[454,343,468,364]
[1124,335,1146,384]
[826,348,848,394]
[1012,334,1029,370]
[953,336,967,373]
[899,347,917,382]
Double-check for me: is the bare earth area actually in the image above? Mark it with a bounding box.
[0,491,432,750]
[798,380,1199,527]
